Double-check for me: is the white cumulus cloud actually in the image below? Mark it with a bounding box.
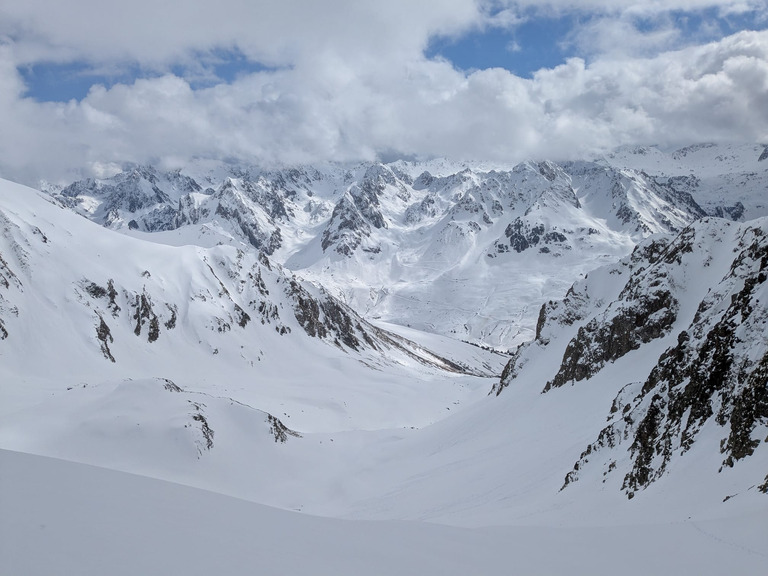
[0,2,766,183]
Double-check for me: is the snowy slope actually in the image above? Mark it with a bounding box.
[598,142,768,221]
[5,448,767,576]
[2,178,765,526]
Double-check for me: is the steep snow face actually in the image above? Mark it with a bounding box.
[319,169,390,257]
[566,162,706,234]
[494,217,768,500]
[597,143,768,221]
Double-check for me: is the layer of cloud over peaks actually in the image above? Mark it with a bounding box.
[0,2,767,184]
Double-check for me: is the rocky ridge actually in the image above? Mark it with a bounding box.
[493,217,768,498]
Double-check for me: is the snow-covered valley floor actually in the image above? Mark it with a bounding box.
[3,448,767,576]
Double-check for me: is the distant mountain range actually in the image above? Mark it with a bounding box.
[43,142,768,349]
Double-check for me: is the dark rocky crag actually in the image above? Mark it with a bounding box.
[494,218,768,498]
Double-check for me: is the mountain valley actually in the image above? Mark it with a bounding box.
[2,142,767,574]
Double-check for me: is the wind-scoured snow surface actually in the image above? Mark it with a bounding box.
[2,145,768,574]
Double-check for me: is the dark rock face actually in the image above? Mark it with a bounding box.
[495,218,568,254]
[132,289,161,343]
[189,401,215,454]
[138,205,178,232]
[354,169,390,229]
[321,193,372,255]
[535,282,593,344]
[544,289,677,391]
[404,194,438,224]
[267,413,302,443]
[650,175,707,222]
[543,236,681,392]
[174,193,211,227]
[215,202,282,255]
[506,219,544,253]
[238,176,291,221]
[711,202,745,221]
[492,281,594,396]
[538,161,558,182]
[95,315,115,362]
[412,171,435,190]
[287,279,366,350]
[321,176,388,255]
[559,222,768,497]
[490,344,528,395]
[721,352,768,466]
[233,303,250,328]
[161,378,183,392]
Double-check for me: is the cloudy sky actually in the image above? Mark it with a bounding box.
[1,0,767,184]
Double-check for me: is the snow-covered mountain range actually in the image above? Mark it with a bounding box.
[45,142,768,348]
[2,142,767,574]
[0,179,499,431]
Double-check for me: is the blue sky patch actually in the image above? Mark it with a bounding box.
[427,7,767,76]
[18,61,134,103]
[426,15,578,77]
[19,48,274,103]
[17,10,768,103]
